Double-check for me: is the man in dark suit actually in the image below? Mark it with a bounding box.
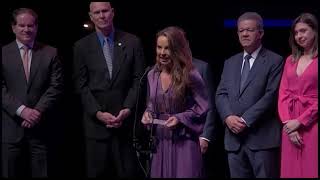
[2,8,63,177]
[215,12,283,178]
[193,58,218,177]
[73,2,145,178]
[192,58,216,176]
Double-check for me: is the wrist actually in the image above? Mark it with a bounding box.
[225,114,234,121]
[224,116,232,123]
[96,111,103,118]
[125,108,131,113]
[123,108,131,117]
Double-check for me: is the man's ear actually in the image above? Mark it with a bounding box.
[12,25,16,34]
[259,30,264,39]
[88,12,93,21]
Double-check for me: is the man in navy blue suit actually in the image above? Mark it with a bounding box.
[215,12,284,178]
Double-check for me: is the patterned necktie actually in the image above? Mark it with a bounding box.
[22,46,30,81]
[103,38,113,79]
[240,54,252,92]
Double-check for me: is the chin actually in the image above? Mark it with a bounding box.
[298,43,307,49]
[20,39,32,44]
[159,62,168,66]
[241,42,251,47]
[98,24,109,29]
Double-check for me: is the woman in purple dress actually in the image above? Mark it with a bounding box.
[141,26,208,178]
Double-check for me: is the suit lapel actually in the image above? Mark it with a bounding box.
[233,54,243,97]
[8,42,28,86]
[27,42,42,88]
[239,48,267,96]
[111,30,126,83]
[89,33,111,80]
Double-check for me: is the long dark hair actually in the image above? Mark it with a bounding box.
[289,13,318,61]
[155,26,193,99]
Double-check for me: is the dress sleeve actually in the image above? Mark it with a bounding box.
[278,56,292,123]
[297,101,318,127]
[174,69,209,134]
[297,59,318,127]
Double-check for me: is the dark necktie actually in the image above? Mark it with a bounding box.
[240,54,252,92]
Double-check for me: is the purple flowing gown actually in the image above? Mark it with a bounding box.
[145,67,208,178]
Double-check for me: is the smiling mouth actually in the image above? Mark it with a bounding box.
[159,56,168,59]
[159,57,170,62]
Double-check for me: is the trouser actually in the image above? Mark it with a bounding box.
[85,135,140,178]
[227,144,279,178]
[2,134,48,178]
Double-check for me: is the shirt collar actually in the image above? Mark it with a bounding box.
[97,29,115,47]
[16,39,34,50]
[243,45,262,60]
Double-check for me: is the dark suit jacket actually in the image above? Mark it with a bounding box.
[73,30,145,139]
[215,47,283,151]
[193,58,217,142]
[2,41,64,143]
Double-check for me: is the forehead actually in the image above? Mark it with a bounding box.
[238,19,258,28]
[157,36,169,45]
[15,13,36,24]
[90,2,111,11]
[295,22,311,30]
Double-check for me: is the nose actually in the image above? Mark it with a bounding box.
[159,49,166,55]
[297,32,303,39]
[242,30,249,36]
[22,26,30,32]
[98,11,105,18]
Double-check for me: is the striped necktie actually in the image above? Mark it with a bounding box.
[103,38,113,79]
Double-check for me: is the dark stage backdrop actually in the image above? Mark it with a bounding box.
[1,0,318,178]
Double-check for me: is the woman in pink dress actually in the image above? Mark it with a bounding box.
[278,13,318,178]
